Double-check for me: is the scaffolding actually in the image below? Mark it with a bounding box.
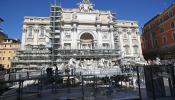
[50,3,62,67]
[12,45,51,71]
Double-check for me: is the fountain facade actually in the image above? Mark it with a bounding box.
[12,0,146,72]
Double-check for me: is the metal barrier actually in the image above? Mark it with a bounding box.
[143,65,175,100]
[0,65,174,100]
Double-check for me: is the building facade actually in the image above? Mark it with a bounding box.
[0,32,8,43]
[0,18,8,43]
[0,39,20,69]
[114,20,144,63]
[0,17,4,32]
[21,16,50,50]
[142,4,175,60]
[14,0,144,70]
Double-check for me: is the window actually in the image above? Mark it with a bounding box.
[169,11,173,17]
[133,46,138,54]
[173,32,175,40]
[154,40,158,47]
[132,33,137,39]
[64,43,71,49]
[160,28,164,33]
[40,26,45,36]
[132,28,136,33]
[103,43,109,49]
[171,22,175,28]
[51,7,55,11]
[8,57,10,60]
[28,26,33,36]
[162,36,167,44]
[3,57,5,60]
[114,43,119,49]
[124,34,128,39]
[124,45,130,55]
[160,18,163,23]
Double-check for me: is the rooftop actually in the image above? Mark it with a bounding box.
[144,3,175,27]
[1,38,20,44]
[0,31,8,38]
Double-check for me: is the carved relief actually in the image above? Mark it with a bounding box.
[64,30,71,39]
[102,31,108,40]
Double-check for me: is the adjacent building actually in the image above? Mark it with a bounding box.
[13,0,145,70]
[0,17,4,32]
[142,4,175,60]
[0,32,7,43]
[0,18,8,43]
[0,39,20,69]
[0,17,8,70]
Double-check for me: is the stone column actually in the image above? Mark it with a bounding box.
[110,25,115,49]
[72,23,77,49]
[129,31,133,56]
[96,24,101,49]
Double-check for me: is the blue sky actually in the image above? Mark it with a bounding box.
[0,0,174,39]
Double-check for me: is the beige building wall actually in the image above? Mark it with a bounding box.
[0,39,20,69]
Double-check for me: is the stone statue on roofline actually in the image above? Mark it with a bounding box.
[82,0,90,4]
[79,0,94,12]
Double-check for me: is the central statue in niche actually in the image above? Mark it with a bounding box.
[80,33,94,49]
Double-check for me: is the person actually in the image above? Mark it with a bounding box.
[65,68,70,75]
[46,67,53,77]
[55,66,58,76]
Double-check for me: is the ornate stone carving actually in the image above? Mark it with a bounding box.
[102,32,108,40]
[64,29,71,39]
[79,0,94,12]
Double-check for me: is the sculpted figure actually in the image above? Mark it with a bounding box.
[98,58,105,67]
